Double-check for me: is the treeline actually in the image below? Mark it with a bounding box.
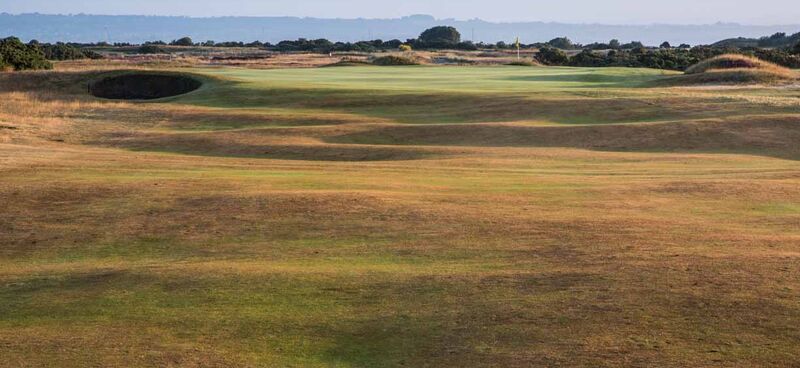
[129,35,670,53]
[1,37,52,70]
[535,45,800,71]
[270,27,478,52]
[129,27,479,53]
[35,42,103,61]
[755,32,800,48]
[1,37,104,71]
[5,25,800,72]
[714,31,800,48]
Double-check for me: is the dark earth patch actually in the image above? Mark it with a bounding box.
[89,73,202,100]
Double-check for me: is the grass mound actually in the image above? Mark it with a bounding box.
[89,72,202,100]
[322,59,372,67]
[658,54,796,86]
[372,55,420,66]
[685,54,782,74]
[672,69,794,85]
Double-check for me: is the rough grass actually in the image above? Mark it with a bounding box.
[685,54,790,75]
[371,55,420,66]
[657,54,798,86]
[2,65,800,367]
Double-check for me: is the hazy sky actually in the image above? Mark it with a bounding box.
[3,0,799,25]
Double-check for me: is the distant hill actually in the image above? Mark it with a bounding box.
[2,13,800,46]
[712,32,800,48]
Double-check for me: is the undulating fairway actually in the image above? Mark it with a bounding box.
[1,65,799,367]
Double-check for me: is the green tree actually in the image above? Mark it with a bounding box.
[660,41,672,49]
[418,26,461,44]
[171,37,194,46]
[547,37,575,50]
[609,39,621,49]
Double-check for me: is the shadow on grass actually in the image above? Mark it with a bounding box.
[94,131,442,161]
[181,83,777,126]
[501,72,666,87]
[329,117,800,161]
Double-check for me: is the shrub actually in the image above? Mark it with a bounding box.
[170,37,194,46]
[274,38,334,52]
[40,43,101,61]
[534,46,732,71]
[138,44,167,54]
[399,44,412,52]
[372,55,419,66]
[568,49,608,67]
[621,41,645,49]
[0,37,52,71]
[535,47,569,65]
[419,26,461,45]
[457,41,478,51]
[749,48,800,68]
[547,37,575,50]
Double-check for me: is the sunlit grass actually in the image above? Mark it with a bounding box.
[1,64,799,367]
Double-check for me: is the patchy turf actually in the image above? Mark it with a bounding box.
[1,65,800,367]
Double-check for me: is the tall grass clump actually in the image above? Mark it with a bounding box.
[372,55,420,66]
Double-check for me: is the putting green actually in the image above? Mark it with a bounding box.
[175,66,798,126]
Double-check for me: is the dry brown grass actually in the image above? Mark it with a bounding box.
[329,115,800,160]
[660,54,799,86]
[1,64,800,367]
[685,54,792,75]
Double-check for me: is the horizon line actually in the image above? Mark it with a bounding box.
[4,12,800,28]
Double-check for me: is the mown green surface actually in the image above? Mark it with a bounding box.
[1,65,799,367]
[175,66,797,125]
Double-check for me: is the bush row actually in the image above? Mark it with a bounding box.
[1,37,106,71]
[0,37,52,71]
[535,46,800,71]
